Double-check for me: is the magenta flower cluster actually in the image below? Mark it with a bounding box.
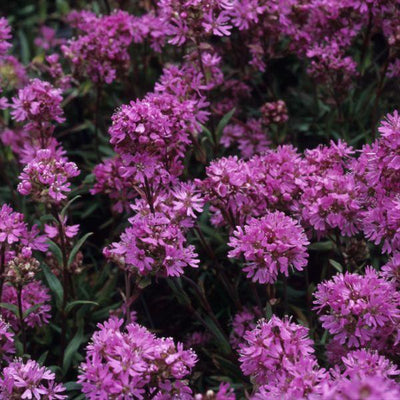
[18,149,80,204]
[228,211,309,284]
[0,359,67,399]
[314,267,400,352]
[78,317,197,399]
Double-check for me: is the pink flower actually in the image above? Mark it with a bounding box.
[78,317,197,399]
[228,211,309,284]
[0,359,67,399]
[18,148,80,204]
[314,268,400,351]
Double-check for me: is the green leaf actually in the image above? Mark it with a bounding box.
[264,302,273,320]
[201,124,215,145]
[329,259,343,273]
[63,325,85,373]
[18,29,30,64]
[68,233,93,267]
[42,264,64,307]
[215,108,236,142]
[203,316,231,355]
[0,302,19,316]
[308,241,334,251]
[47,240,63,266]
[65,300,98,314]
[37,351,49,365]
[61,195,81,219]
[64,381,82,392]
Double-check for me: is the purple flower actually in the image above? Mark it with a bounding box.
[239,316,323,391]
[0,358,67,399]
[228,211,309,284]
[11,79,64,137]
[104,211,199,277]
[78,317,197,399]
[62,10,134,84]
[18,148,80,205]
[314,268,400,351]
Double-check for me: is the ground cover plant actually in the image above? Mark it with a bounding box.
[0,0,400,398]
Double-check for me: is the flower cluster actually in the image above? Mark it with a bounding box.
[104,211,199,277]
[62,10,134,84]
[313,268,400,352]
[18,148,80,204]
[11,79,64,139]
[78,317,197,399]
[228,211,309,284]
[0,358,67,399]
[239,316,325,398]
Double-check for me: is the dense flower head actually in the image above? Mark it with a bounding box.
[199,155,254,227]
[228,211,309,284]
[298,170,362,237]
[104,211,199,277]
[239,316,317,386]
[314,268,400,351]
[1,280,51,330]
[11,79,64,137]
[18,148,80,204]
[0,317,15,364]
[0,358,67,399]
[78,317,197,399]
[0,17,12,59]
[62,10,134,84]
[109,92,198,164]
[247,145,307,212]
[304,140,354,173]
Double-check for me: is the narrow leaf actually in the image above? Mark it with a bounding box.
[65,300,98,314]
[63,326,85,373]
[68,233,93,267]
[42,264,64,307]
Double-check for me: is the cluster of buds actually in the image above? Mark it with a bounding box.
[260,100,288,125]
[5,248,40,286]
